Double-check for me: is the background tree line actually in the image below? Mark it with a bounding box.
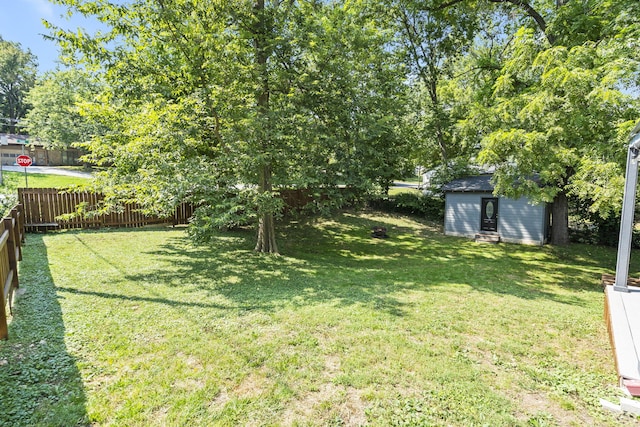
[1,0,638,251]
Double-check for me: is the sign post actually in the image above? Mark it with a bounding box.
[0,135,7,186]
[16,155,32,188]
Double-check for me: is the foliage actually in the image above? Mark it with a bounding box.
[369,192,444,220]
[0,192,17,217]
[49,0,408,252]
[3,214,637,426]
[0,36,37,133]
[476,27,638,207]
[568,197,640,249]
[459,0,640,244]
[23,68,101,148]
[393,0,482,174]
[424,158,480,192]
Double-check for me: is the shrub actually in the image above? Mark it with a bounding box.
[369,192,444,221]
[569,214,640,249]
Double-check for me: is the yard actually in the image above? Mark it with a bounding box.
[0,170,91,189]
[0,211,638,426]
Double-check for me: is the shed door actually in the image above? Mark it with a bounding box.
[481,197,498,232]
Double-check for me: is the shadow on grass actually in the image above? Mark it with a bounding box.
[0,234,88,427]
[111,212,611,317]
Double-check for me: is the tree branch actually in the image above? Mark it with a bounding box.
[433,0,466,10]
[488,0,555,45]
[429,0,555,45]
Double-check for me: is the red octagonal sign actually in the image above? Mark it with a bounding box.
[16,155,32,167]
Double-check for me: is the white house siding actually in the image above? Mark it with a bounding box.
[444,192,547,245]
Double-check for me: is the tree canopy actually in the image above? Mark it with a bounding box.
[468,0,640,244]
[44,0,640,248]
[24,68,100,148]
[50,0,407,252]
[0,37,37,134]
[398,0,639,244]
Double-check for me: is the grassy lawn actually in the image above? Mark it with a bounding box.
[1,171,91,189]
[1,211,638,426]
[387,187,422,197]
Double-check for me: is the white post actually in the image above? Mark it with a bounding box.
[614,125,640,292]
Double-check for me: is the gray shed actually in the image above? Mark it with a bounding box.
[442,175,549,245]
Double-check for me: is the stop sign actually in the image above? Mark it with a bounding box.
[16,155,32,167]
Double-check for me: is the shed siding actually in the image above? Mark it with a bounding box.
[497,198,546,245]
[444,192,546,245]
[444,193,483,238]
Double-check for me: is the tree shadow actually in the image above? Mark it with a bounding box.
[0,234,88,426]
[115,212,608,318]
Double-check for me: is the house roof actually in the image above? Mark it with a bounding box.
[0,133,35,147]
[442,175,494,193]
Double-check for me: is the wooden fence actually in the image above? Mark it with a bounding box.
[18,188,194,232]
[17,187,348,232]
[0,204,25,340]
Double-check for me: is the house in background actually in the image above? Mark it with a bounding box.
[442,174,550,245]
[0,134,82,166]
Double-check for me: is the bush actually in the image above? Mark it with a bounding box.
[569,214,640,249]
[0,193,18,217]
[368,192,444,221]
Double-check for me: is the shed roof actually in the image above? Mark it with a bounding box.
[442,175,494,193]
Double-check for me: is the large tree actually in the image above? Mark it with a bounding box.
[0,37,37,134]
[392,0,480,174]
[49,0,406,253]
[23,68,100,148]
[462,0,640,245]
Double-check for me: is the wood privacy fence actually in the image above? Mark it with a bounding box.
[18,188,194,232]
[17,187,344,232]
[0,204,25,340]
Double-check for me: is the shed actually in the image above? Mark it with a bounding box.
[442,175,549,245]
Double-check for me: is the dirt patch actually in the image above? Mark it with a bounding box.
[234,371,270,399]
[281,354,366,426]
[282,383,366,426]
[209,388,229,414]
[515,391,598,426]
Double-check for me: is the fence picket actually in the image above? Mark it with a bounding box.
[0,204,24,340]
[18,187,334,232]
[18,189,193,231]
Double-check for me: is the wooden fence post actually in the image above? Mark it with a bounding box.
[11,206,23,259]
[4,217,19,291]
[0,270,7,340]
[0,205,25,340]
[0,222,10,340]
[0,291,7,340]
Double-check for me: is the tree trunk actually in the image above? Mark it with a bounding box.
[550,190,570,246]
[427,71,448,165]
[254,164,279,254]
[252,0,278,254]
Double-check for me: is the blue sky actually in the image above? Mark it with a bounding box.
[0,0,102,73]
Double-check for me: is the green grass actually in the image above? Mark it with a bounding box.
[0,171,91,189]
[387,187,422,196]
[1,211,639,426]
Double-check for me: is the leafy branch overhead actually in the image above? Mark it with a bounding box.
[47,0,408,253]
[25,0,640,248]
